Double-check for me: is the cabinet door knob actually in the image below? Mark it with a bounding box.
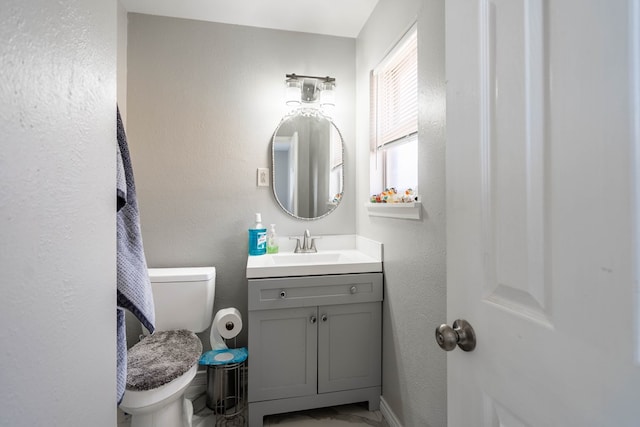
[321,314,328,322]
[350,286,357,294]
[279,290,286,299]
[310,316,317,324]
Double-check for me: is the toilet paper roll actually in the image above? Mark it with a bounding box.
[210,307,243,350]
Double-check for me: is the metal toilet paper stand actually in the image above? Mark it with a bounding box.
[200,338,248,424]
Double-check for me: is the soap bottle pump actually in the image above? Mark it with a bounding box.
[248,213,267,256]
[267,224,279,254]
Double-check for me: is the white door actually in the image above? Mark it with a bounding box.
[445,0,640,425]
[273,132,299,213]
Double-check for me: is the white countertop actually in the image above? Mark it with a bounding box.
[246,235,383,279]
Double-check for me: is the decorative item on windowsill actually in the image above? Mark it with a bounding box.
[369,188,418,203]
[330,192,343,205]
[365,188,422,219]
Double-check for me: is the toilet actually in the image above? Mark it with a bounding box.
[120,267,216,427]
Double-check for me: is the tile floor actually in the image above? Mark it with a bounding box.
[118,398,388,427]
[262,403,388,426]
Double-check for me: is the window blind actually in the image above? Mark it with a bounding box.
[370,27,418,150]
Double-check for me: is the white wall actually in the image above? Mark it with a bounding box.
[125,14,356,347]
[118,0,128,126]
[356,1,447,425]
[0,1,117,426]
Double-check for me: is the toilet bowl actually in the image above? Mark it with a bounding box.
[120,364,198,427]
[120,267,216,427]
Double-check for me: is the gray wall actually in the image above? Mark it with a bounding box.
[126,14,356,347]
[356,0,447,426]
[125,6,445,424]
[0,1,117,425]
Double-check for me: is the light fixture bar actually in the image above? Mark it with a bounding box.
[286,73,336,83]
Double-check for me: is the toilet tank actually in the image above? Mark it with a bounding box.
[148,267,216,333]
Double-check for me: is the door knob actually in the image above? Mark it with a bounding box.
[435,319,476,352]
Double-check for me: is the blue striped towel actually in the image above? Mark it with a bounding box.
[116,107,155,404]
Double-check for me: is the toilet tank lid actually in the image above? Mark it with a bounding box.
[148,267,216,282]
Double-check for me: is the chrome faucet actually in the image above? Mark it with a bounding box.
[290,229,320,253]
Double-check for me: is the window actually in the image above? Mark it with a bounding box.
[370,26,418,196]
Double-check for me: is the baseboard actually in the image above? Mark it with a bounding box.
[380,396,403,427]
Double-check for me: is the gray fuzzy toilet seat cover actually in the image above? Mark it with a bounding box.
[126,329,203,391]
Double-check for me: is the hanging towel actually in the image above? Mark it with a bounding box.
[116,107,155,404]
[116,308,127,403]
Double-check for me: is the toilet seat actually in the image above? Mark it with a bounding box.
[126,329,202,391]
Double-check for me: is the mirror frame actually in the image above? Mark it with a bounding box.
[271,109,345,220]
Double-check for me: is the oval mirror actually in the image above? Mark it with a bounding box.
[272,110,344,220]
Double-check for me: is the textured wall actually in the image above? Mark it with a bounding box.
[118,0,128,126]
[356,0,447,425]
[0,1,117,425]
[126,14,356,347]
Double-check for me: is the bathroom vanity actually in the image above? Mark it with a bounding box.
[246,235,383,426]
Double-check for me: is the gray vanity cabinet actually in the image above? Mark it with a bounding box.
[247,273,383,426]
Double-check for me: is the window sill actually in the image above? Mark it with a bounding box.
[365,201,422,220]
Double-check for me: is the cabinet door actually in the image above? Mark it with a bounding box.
[317,302,381,394]
[248,306,318,402]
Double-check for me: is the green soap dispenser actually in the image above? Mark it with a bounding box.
[267,224,279,254]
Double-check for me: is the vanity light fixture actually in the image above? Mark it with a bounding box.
[285,73,336,111]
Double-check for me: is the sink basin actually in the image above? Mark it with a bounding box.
[246,235,382,279]
[271,253,342,265]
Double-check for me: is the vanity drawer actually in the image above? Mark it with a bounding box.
[248,273,383,310]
